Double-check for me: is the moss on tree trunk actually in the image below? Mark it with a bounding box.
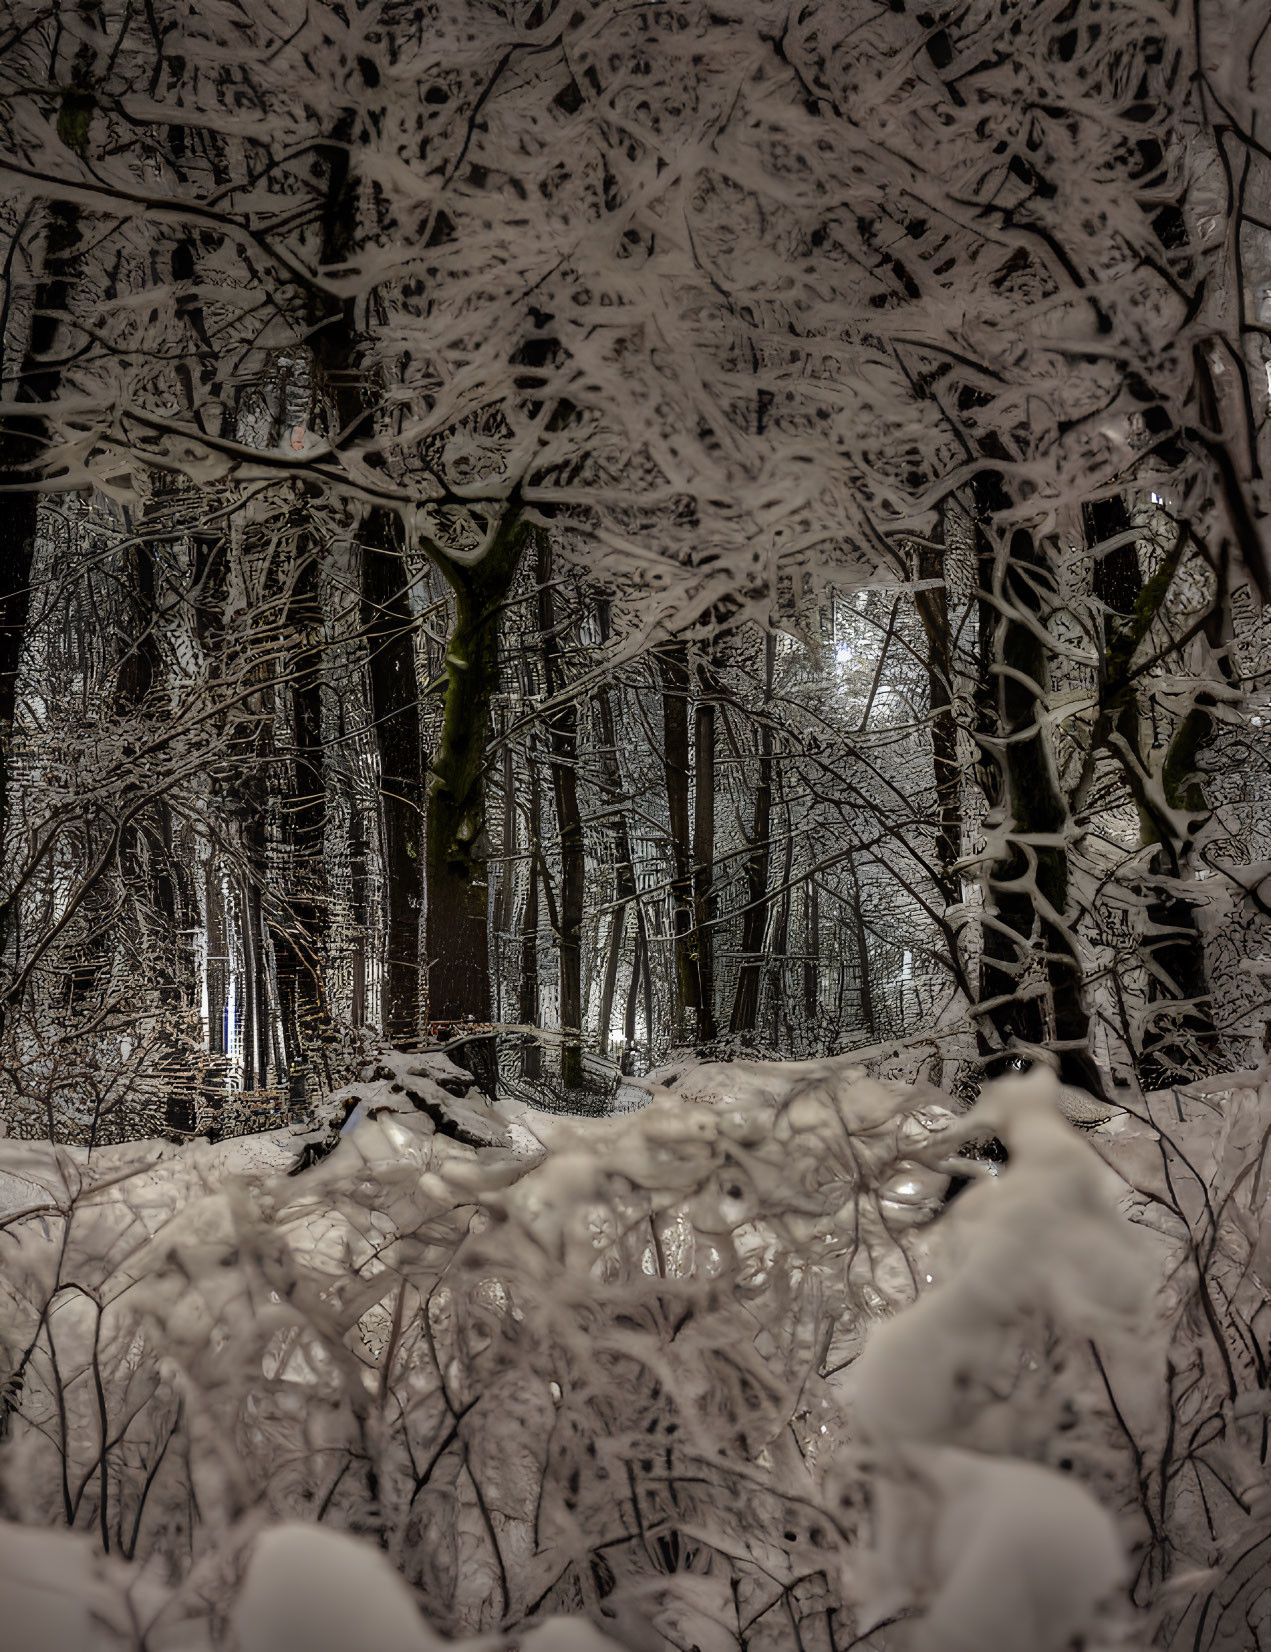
[425,509,528,1094]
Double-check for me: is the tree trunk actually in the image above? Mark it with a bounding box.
[846,852,876,1040]
[0,183,88,1037]
[1083,498,1219,1085]
[424,511,528,1094]
[311,107,427,1058]
[595,761,637,1063]
[309,106,524,1095]
[692,663,717,1042]
[767,800,794,1047]
[518,754,542,1082]
[914,540,962,907]
[536,536,586,1089]
[803,878,819,1038]
[596,898,625,1063]
[273,540,332,1107]
[1139,705,1221,1084]
[658,641,700,1043]
[493,722,516,941]
[593,605,643,1068]
[362,524,424,1048]
[623,905,655,1068]
[730,632,775,1039]
[978,525,1108,1098]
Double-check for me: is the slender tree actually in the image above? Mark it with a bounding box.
[730,632,776,1040]
[692,654,718,1043]
[535,534,586,1089]
[593,605,643,1066]
[658,641,701,1045]
[362,530,424,1048]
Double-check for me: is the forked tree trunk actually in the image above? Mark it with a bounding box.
[425,511,528,1095]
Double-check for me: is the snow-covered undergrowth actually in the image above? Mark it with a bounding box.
[0,1051,1266,1651]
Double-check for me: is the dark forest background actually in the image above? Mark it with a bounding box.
[1,0,1269,1143]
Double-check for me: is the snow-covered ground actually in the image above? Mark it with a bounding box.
[1,1054,1267,1651]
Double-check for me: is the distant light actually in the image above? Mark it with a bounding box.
[1150,493,1162,504]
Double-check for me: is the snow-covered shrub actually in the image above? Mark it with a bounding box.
[0,1051,1245,1649]
[1092,1071,1271,1650]
[846,1068,1158,1650]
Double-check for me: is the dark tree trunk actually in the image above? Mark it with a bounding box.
[692,663,717,1042]
[730,632,775,1039]
[623,904,654,1067]
[310,112,427,1053]
[244,858,269,1092]
[425,512,528,1095]
[273,540,333,1107]
[116,519,205,1130]
[310,108,367,434]
[978,525,1108,1099]
[1083,498,1220,1085]
[0,181,87,1035]
[914,540,962,907]
[658,641,700,1042]
[597,897,625,1063]
[310,105,523,1095]
[312,114,525,1092]
[766,798,794,1048]
[594,638,640,1063]
[536,536,586,1089]
[803,878,819,1036]
[518,754,542,1082]
[362,523,424,1048]
[493,726,516,942]
[846,852,876,1040]
[1138,707,1221,1084]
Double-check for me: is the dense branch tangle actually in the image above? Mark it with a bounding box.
[0,0,1267,1125]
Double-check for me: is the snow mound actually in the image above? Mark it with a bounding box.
[851,1069,1146,1649]
[288,1047,516,1174]
[918,1448,1125,1652]
[0,1520,116,1652]
[234,1523,446,1652]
